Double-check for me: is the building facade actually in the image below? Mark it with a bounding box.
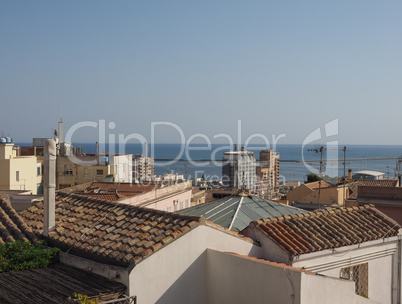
[133,154,154,182]
[258,149,280,192]
[0,141,42,194]
[222,148,256,193]
[57,154,132,189]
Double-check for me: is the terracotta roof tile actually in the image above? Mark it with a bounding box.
[348,179,398,199]
[255,205,400,256]
[0,196,38,244]
[89,182,160,193]
[20,193,205,265]
[304,180,333,190]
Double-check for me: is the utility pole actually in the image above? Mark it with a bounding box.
[308,146,324,208]
[343,146,346,205]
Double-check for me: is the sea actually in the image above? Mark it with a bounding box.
[18,143,402,184]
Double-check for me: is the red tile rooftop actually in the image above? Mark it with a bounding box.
[303,180,333,190]
[20,192,253,266]
[252,205,400,256]
[0,196,38,244]
[90,182,160,193]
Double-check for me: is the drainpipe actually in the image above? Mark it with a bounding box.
[44,139,56,237]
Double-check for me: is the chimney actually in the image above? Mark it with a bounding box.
[44,139,56,236]
[348,169,352,181]
[58,119,63,144]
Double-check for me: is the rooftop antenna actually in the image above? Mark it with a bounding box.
[308,146,324,208]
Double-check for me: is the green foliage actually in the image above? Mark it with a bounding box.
[0,241,59,272]
[306,173,320,183]
[74,293,99,304]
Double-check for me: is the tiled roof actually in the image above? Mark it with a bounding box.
[20,193,207,266]
[90,182,160,193]
[0,196,38,244]
[348,179,399,200]
[253,205,400,256]
[304,180,333,190]
[177,194,307,232]
[0,263,126,304]
[79,193,122,201]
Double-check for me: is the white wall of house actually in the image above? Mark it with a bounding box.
[244,225,399,304]
[129,225,262,304]
[207,249,376,304]
[207,249,302,304]
[243,225,291,264]
[300,272,378,304]
[292,238,398,304]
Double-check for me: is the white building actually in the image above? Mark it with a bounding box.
[243,205,401,304]
[21,193,379,304]
[222,147,256,193]
[133,154,154,182]
[352,170,385,180]
[110,154,133,183]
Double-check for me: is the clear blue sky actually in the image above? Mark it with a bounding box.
[1,1,401,145]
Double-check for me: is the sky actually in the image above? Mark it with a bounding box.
[1,1,401,145]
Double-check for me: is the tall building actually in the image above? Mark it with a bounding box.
[133,154,154,182]
[222,147,256,193]
[259,149,280,192]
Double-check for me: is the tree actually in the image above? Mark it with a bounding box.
[306,173,320,183]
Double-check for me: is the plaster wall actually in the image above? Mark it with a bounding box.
[300,272,375,304]
[206,249,301,304]
[243,225,290,264]
[293,240,398,304]
[119,181,192,211]
[129,225,262,304]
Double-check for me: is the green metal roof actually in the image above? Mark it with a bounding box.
[177,195,307,232]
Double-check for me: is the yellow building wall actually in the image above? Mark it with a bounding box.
[0,159,11,190]
[290,186,348,205]
[9,156,41,194]
[56,156,112,189]
[0,155,40,194]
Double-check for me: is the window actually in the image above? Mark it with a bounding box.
[37,164,41,176]
[174,204,178,211]
[37,183,43,194]
[340,263,368,297]
[64,165,73,175]
[167,206,171,212]
[96,169,104,176]
[16,171,19,182]
[84,168,89,175]
[185,199,189,208]
[180,201,183,210]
